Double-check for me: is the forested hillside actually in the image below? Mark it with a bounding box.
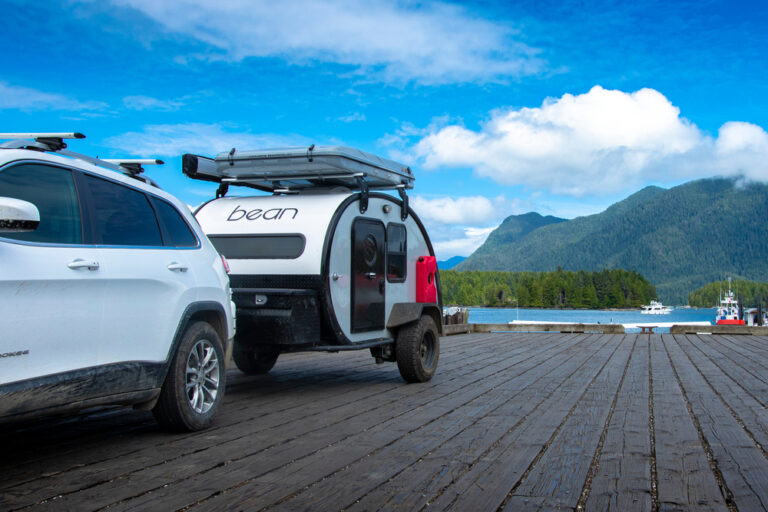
[457,178,768,304]
[689,279,768,307]
[441,268,656,308]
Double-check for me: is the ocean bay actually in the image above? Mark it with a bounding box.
[467,307,717,333]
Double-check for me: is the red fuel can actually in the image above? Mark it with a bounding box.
[416,256,437,303]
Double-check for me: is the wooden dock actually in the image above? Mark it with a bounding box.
[3,332,768,511]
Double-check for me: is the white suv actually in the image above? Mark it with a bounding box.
[0,133,235,431]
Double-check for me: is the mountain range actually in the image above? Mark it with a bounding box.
[456,177,768,304]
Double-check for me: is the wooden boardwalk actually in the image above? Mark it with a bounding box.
[3,332,768,511]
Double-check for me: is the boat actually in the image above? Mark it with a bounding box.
[715,278,745,325]
[641,300,673,315]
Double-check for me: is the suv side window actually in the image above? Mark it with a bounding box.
[0,163,82,244]
[81,174,163,246]
[150,196,198,247]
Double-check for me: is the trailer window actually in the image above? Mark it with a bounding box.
[387,223,407,282]
[207,234,305,259]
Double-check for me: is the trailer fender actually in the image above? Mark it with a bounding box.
[387,303,443,336]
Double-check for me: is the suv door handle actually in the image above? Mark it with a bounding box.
[168,262,189,273]
[68,259,100,271]
[364,272,376,279]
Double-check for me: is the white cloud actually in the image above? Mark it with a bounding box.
[337,112,366,123]
[123,95,185,111]
[402,86,768,196]
[411,195,530,259]
[411,195,498,224]
[432,226,496,259]
[103,0,543,84]
[0,81,107,111]
[105,123,308,157]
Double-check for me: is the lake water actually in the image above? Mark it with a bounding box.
[467,307,717,333]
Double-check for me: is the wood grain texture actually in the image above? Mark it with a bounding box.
[2,333,768,511]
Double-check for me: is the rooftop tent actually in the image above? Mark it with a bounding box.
[182,145,415,194]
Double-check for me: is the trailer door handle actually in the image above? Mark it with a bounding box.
[168,262,189,272]
[68,259,99,271]
[365,272,376,279]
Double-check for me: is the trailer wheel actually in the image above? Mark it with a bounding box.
[396,315,439,383]
[153,321,225,432]
[233,347,280,375]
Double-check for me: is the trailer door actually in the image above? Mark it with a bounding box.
[351,218,385,332]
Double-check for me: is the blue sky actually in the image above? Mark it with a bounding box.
[2,0,767,258]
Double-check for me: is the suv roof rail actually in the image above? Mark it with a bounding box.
[103,159,164,188]
[0,133,164,188]
[0,132,86,151]
[103,158,164,174]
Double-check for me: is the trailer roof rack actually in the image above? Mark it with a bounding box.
[0,133,163,188]
[182,145,415,196]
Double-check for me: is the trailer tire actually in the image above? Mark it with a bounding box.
[396,315,439,383]
[153,321,225,432]
[233,347,280,375]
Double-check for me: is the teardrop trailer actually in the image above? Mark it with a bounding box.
[183,146,442,382]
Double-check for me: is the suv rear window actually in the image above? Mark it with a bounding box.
[150,197,198,247]
[207,234,305,259]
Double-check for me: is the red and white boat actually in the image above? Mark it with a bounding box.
[715,279,745,325]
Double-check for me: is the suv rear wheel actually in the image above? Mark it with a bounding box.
[153,321,225,431]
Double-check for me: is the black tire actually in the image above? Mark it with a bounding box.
[232,346,280,375]
[153,321,226,432]
[396,315,440,383]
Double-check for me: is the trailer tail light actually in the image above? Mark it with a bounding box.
[220,254,230,274]
[416,255,437,303]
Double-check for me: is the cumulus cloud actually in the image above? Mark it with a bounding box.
[100,0,543,84]
[105,123,308,157]
[0,81,107,111]
[410,195,531,258]
[411,195,500,225]
[433,227,496,259]
[403,86,768,196]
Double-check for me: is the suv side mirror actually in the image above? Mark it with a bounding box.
[0,197,40,232]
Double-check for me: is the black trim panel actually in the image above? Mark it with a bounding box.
[0,362,164,420]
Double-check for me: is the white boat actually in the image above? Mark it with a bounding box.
[641,300,673,315]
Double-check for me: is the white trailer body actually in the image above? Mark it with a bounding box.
[185,146,442,382]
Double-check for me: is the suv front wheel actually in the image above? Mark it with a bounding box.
[153,321,226,431]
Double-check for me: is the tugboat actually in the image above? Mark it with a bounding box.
[716,278,745,325]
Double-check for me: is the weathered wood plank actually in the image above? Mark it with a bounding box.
[585,334,653,512]
[3,333,768,511]
[667,334,768,511]
[421,335,623,511]
[19,334,573,511]
[651,334,728,511]
[0,334,525,508]
[675,335,768,458]
[130,334,589,512]
[268,334,610,512]
[503,335,635,509]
